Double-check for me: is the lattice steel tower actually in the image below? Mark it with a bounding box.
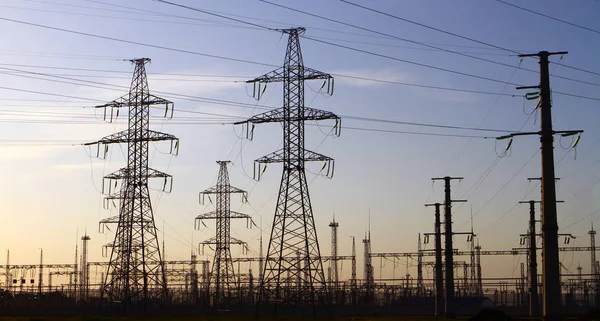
[235,27,339,307]
[79,234,91,301]
[86,58,178,305]
[590,223,597,279]
[329,215,339,293]
[195,161,251,305]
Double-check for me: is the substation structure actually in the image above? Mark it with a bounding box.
[362,226,600,315]
[0,251,358,309]
[3,217,598,315]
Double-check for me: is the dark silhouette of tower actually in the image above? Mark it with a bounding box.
[80,234,91,301]
[329,215,339,297]
[196,161,251,305]
[235,27,339,310]
[234,28,339,311]
[86,58,178,307]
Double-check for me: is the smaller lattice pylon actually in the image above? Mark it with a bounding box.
[195,161,252,306]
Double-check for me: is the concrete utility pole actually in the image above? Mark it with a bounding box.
[431,176,465,317]
[519,200,540,317]
[425,202,443,316]
[497,50,583,321]
[520,51,565,321]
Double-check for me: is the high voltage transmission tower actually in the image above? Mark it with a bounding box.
[195,161,252,306]
[235,27,340,313]
[86,58,179,308]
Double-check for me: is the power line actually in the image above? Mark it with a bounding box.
[3,15,599,99]
[155,0,530,85]
[96,0,600,90]
[0,16,276,67]
[303,36,522,86]
[339,0,522,55]
[0,65,524,134]
[553,62,600,78]
[334,2,600,88]
[0,65,592,135]
[337,126,492,139]
[457,149,540,230]
[80,0,524,50]
[0,61,522,98]
[0,85,105,102]
[0,4,250,30]
[0,62,249,77]
[259,1,525,83]
[153,0,275,31]
[496,0,600,35]
[341,115,521,133]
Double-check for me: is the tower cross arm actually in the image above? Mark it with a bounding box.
[229,211,252,220]
[247,66,332,84]
[103,167,172,180]
[95,94,173,108]
[146,130,178,141]
[230,237,248,246]
[196,210,218,220]
[99,215,120,225]
[195,210,251,220]
[200,185,247,195]
[234,106,339,125]
[199,237,218,245]
[85,129,178,145]
[254,148,333,164]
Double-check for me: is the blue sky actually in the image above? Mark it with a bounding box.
[0,0,599,285]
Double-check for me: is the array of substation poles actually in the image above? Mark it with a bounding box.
[426,177,465,317]
[422,51,584,320]
[498,51,582,320]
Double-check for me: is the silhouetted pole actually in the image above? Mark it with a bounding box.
[518,51,566,321]
[498,50,581,321]
[432,176,465,317]
[520,200,540,316]
[426,202,443,316]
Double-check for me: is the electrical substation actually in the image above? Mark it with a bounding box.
[0,1,598,320]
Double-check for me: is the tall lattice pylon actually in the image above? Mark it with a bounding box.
[195,161,251,306]
[86,58,178,307]
[235,27,340,310]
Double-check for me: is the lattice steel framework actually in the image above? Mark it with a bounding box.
[79,234,91,301]
[195,161,251,305]
[235,27,339,307]
[417,233,424,294]
[86,58,178,305]
[590,224,597,280]
[350,237,357,305]
[363,232,373,304]
[329,215,339,293]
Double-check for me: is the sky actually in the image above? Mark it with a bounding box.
[0,0,599,287]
